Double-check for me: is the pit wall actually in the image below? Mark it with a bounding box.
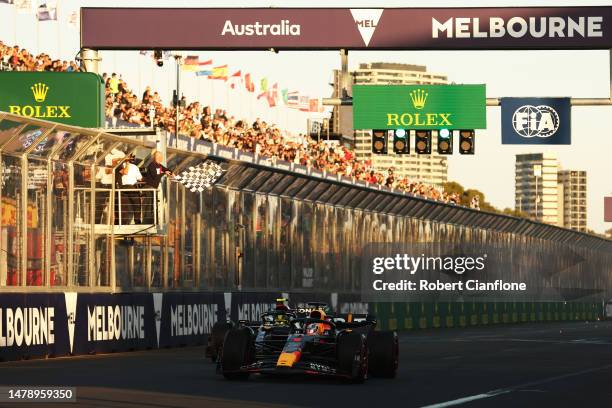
[372,301,603,331]
[0,292,603,362]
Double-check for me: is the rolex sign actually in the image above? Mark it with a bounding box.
[352,84,487,130]
[0,72,104,128]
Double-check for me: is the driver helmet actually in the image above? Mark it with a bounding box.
[275,314,288,325]
[275,298,289,311]
[305,322,331,336]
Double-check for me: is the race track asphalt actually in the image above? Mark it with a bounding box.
[2,320,612,408]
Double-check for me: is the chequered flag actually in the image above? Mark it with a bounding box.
[173,160,224,192]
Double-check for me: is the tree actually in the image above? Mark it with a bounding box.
[442,181,464,197]
[442,181,502,214]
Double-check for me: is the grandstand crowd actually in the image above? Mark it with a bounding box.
[0,41,465,206]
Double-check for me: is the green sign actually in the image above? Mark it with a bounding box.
[0,72,104,128]
[353,84,486,130]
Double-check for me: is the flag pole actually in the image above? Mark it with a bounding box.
[56,1,61,58]
[36,7,40,55]
[175,54,181,148]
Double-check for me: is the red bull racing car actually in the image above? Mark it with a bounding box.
[213,301,398,383]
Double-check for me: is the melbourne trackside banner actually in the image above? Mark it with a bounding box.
[0,291,353,361]
[81,7,612,50]
[501,98,571,145]
[353,85,486,130]
[0,72,104,127]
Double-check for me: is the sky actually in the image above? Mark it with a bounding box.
[0,0,611,233]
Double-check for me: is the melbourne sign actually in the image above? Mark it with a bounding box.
[501,98,571,145]
[81,7,612,50]
[353,85,486,130]
[0,72,103,127]
[0,291,362,362]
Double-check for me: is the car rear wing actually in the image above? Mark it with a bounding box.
[334,313,377,324]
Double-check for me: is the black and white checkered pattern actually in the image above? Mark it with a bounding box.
[173,160,224,192]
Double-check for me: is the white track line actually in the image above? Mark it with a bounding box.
[420,363,612,408]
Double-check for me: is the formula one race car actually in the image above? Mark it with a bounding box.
[216,301,398,383]
[205,298,291,362]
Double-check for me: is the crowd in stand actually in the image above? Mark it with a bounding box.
[0,41,80,72]
[0,41,463,205]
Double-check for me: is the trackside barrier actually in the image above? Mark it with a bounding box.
[0,291,364,362]
[371,302,603,331]
[0,291,601,362]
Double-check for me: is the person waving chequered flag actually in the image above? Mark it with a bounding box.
[173,160,224,192]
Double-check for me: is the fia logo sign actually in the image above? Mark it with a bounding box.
[512,105,560,138]
[501,98,570,145]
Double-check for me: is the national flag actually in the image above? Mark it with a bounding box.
[229,70,242,89]
[209,64,228,80]
[266,83,278,107]
[245,73,254,92]
[257,77,271,100]
[309,99,320,112]
[286,91,299,108]
[184,55,199,65]
[195,59,213,76]
[173,160,224,192]
[36,1,57,20]
[182,55,200,72]
[67,10,79,28]
[267,92,276,108]
[299,95,310,111]
[14,0,35,13]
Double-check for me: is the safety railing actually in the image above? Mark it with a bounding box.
[74,186,158,235]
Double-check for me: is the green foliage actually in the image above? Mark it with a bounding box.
[442,181,522,217]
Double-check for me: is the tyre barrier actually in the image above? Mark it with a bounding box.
[371,301,604,331]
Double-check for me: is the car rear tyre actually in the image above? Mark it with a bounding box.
[208,321,233,362]
[221,328,252,380]
[337,332,368,383]
[367,330,398,378]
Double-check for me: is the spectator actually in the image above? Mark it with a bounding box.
[3,42,467,209]
[470,195,481,210]
[142,86,152,104]
[109,73,119,94]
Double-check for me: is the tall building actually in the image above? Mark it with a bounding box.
[558,170,587,232]
[332,62,449,187]
[515,153,560,226]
